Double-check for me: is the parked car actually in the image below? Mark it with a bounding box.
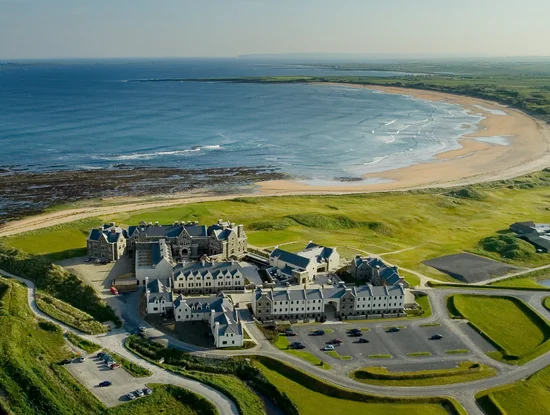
[387,327,400,333]
[110,363,121,369]
[126,393,136,400]
[327,339,343,345]
[347,328,361,333]
[134,389,145,398]
[323,345,335,351]
[358,337,370,344]
[348,332,362,337]
[97,352,106,358]
[60,359,72,365]
[98,381,112,387]
[143,387,153,396]
[77,357,86,363]
[285,330,297,337]
[431,334,443,340]
[138,326,148,333]
[312,329,325,336]
[290,342,305,349]
[84,257,92,263]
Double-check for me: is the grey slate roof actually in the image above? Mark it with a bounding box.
[270,248,311,269]
[173,261,245,280]
[213,310,242,336]
[128,224,206,239]
[523,233,550,251]
[147,279,172,303]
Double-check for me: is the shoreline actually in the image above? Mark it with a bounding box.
[258,84,550,193]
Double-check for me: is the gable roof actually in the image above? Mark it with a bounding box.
[270,248,311,269]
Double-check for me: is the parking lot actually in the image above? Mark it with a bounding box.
[291,321,478,368]
[63,353,149,407]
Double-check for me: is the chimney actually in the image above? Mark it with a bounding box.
[237,224,244,237]
[230,223,236,229]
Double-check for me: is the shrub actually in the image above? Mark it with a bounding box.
[249,219,293,231]
[38,320,60,333]
[478,234,536,260]
[445,186,487,201]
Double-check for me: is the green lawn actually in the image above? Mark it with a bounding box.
[544,297,550,311]
[353,361,497,387]
[275,334,331,369]
[326,350,352,360]
[488,268,550,289]
[476,364,550,415]
[255,360,462,415]
[0,277,213,415]
[2,218,100,261]
[450,294,550,364]
[7,171,550,282]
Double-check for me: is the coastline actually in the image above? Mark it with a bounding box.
[258,84,550,193]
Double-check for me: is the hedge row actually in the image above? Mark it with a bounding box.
[252,355,465,415]
[126,335,297,415]
[428,281,549,292]
[354,363,481,381]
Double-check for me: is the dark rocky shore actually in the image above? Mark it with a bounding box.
[0,166,287,221]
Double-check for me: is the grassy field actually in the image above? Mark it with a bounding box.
[450,294,550,364]
[66,332,101,354]
[352,361,497,387]
[2,218,100,261]
[6,171,550,282]
[0,277,214,415]
[476,364,550,415]
[488,268,550,289]
[35,291,107,334]
[545,297,550,311]
[254,358,465,415]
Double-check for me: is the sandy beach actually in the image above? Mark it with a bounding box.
[258,84,550,193]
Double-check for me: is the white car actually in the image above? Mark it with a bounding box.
[134,389,145,398]
[126,393,136,400]
[323,345,335,351]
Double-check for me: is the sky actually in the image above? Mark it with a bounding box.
[1,0,549,59]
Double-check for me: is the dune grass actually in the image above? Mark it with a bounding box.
[450,294,550,364]
[66,332,101,354]
[7,172,550,282]
[0,277,217,415]
[476,364,550,415]
[35,292,107,334]
[353,361,497,387]
[254,359,464,415]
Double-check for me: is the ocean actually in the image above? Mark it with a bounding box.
[0,59,483,182]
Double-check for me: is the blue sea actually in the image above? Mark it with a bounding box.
[0,59,484,182]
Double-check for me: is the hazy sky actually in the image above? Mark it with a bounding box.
[1,0,549,59]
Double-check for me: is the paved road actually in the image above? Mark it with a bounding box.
[4,268,550,415]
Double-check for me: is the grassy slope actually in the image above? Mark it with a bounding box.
[0,277,217,415]
[35,291,107,334]
[255,361,456,415]
[6,171,550,282]
[66,332,101,354]
[451,294,550,363]
[477,364,550,415]
[352,361,497,387]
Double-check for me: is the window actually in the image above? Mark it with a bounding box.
[223,341,227,345]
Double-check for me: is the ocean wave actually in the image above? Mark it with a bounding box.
[385,119,397,126]
[364,156,388,165]
[94,145,222,161]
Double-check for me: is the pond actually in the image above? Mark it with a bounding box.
[537,279,550,287]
